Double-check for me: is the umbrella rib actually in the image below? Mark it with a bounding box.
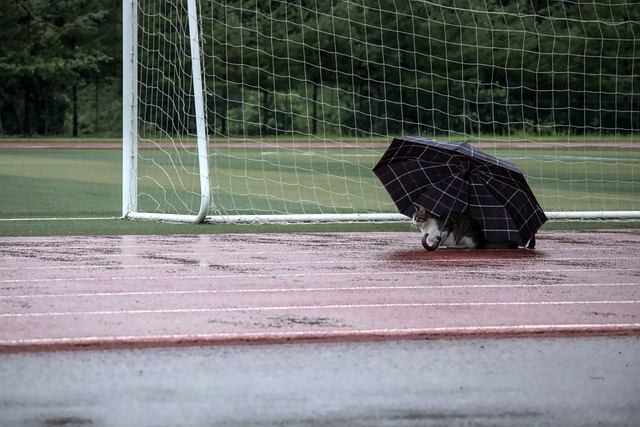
[428,167,466,190]
[431,169,470,236]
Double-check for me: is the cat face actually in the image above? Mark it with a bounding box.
[411,204,434,227]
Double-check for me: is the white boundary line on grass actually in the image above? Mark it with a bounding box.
[0,217,118,221]
[1,213,639,222]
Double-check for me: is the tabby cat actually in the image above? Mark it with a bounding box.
[411,204,517,250]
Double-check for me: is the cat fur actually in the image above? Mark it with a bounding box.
[411,204,517,249]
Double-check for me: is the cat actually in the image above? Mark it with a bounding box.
[411,204,517,250]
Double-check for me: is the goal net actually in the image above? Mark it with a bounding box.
[123,0,639,223]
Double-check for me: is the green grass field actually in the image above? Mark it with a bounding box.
[0,144,638,236]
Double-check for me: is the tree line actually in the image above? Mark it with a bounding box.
[2,0,639,138]
[0,0,121,136]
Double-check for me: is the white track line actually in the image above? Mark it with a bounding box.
[1,282,638,300]
[0,256,638,271]
[1,267,638,284]
[2,300,638,318]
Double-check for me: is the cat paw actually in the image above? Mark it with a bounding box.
[526,235,536,249]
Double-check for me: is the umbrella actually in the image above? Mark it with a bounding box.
[372,136,547,249]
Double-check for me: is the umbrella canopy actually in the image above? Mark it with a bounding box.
[373,136,547,247]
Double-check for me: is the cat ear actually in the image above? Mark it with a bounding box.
[413,203,425,212]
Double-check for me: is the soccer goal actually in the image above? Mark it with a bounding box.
[122,0,639,223]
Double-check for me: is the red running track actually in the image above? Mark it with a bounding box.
[1,230,639,352]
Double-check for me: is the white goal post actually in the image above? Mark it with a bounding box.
[123,0,210,223]
[123,1,639,223]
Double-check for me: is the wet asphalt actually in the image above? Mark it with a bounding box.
[1,336,638,426]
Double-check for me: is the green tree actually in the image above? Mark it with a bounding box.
[0,0,117,136]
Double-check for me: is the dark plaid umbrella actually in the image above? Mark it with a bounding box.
[372,136,547,248]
